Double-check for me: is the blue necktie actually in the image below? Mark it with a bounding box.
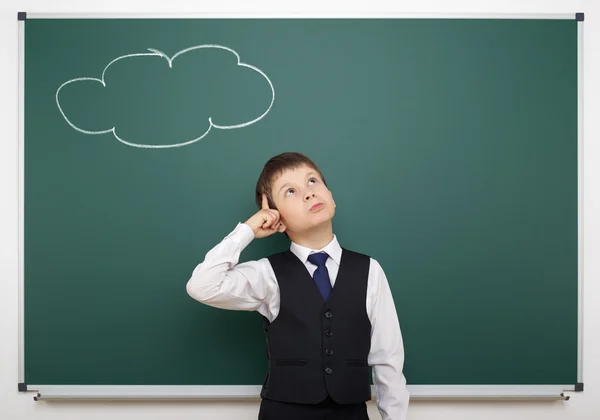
[308,252,332,301]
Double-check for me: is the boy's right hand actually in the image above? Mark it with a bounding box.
[244,194,286,238]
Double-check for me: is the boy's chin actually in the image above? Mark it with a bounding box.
[303,215,335,231]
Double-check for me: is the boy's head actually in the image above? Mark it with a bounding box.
[255,152,335,236]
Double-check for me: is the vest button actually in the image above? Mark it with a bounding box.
[325,329,333,337]
[325,367,333,375]
[325,311,333,319]
[325,349,333,356]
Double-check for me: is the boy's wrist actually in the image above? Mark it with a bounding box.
[243,216,258,233]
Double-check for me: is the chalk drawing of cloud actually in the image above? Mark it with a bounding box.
[55,44,275,149]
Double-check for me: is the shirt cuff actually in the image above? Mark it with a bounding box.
[224,222,255,249]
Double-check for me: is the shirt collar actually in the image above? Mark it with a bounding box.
[290,234,342,266]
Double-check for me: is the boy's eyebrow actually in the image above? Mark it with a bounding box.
[278,182,292,194]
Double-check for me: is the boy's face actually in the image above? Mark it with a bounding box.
[270,165,335,234]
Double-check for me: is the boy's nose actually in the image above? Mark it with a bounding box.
[304,192,315,201]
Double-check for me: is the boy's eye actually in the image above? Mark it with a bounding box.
[285,188,296,196]
[308,178,317,185]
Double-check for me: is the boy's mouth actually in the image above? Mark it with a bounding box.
[310,203,324,212]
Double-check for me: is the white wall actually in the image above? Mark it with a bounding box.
[1,0,598,419]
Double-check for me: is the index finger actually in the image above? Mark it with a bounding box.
[262,193,270,210]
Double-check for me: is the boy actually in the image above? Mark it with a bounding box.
[186,152,409,420]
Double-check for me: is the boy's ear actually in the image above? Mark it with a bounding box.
[278,222,287,233]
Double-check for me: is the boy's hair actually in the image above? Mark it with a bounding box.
[255,152,327,210]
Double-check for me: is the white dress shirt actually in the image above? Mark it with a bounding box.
[186,222,409,420]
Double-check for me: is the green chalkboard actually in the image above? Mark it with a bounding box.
[22,17,579,390]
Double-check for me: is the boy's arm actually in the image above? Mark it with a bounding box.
[367,259,410,420]
[186,222,278,319]
[187,196,285,320]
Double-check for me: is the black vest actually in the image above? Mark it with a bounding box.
[260,248,372,404]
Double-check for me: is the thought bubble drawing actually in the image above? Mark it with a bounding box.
[55,44,275,149]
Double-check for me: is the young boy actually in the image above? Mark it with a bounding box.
[186,152,409,420]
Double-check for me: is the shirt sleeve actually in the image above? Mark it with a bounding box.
[185,222,279,321]
[367,259,410,420]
